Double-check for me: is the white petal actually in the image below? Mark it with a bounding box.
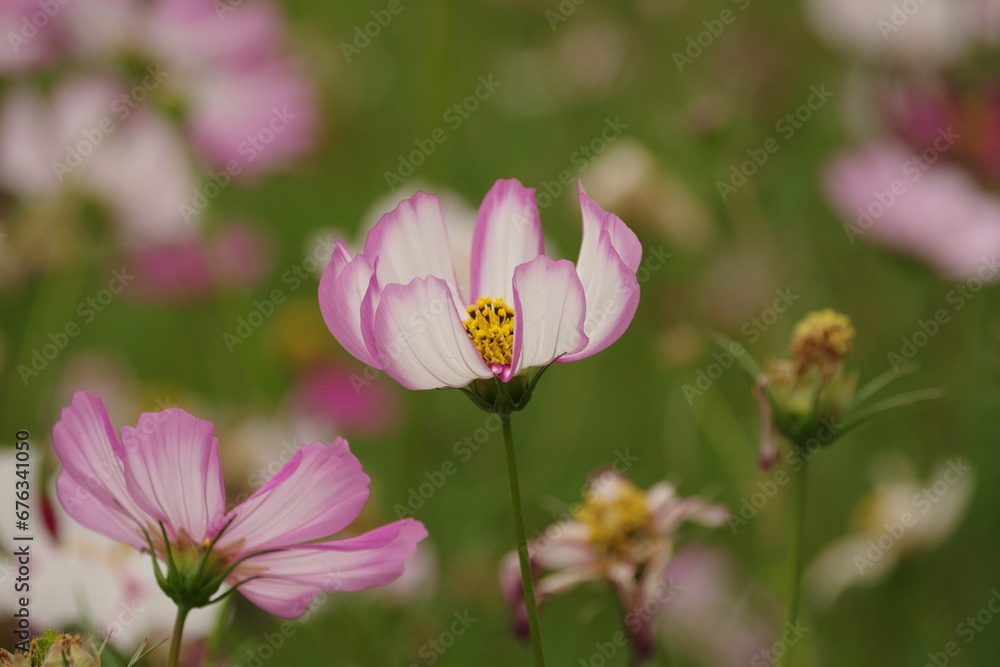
[508,256,588,378]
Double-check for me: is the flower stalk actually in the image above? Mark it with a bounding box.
[779,452,809,667]
[167,605,190,667]
[500,414,546,667]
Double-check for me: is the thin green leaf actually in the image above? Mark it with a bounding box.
[852,363,920,408]
[710,331,764,380]
[840,388,945,437]
[126,638,168,666]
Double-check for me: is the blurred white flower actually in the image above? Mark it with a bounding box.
[805,452,974,606]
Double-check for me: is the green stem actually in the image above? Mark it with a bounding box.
[778,456,808,667]
[168,605,191,667]
[500,414,546,667]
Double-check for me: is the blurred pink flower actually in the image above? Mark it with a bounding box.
[659,545,776,667]
[123,222,274,302]
[0,77,198,244]
[500,470,727,660]
[823,140,1000,280]
[0,0,62,73]
[53,391,427,618]
[319,179,641,391]
[882,80,1000,184]
[59,0,317,177]
[293,362,402,436]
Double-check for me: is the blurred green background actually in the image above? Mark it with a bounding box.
[2,0,998,665]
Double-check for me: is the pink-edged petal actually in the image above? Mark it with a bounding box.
[507,256,588,379]
[563,183,642,362]
[55,470,146,550]
[51,391,147,539]
[221,438,369,552]
[529,521,593,571]
[318,240,381,368]
[364,192,465,307]
[233,519,427,618]
[577,182,643,273]
[536,564,601,598]
[119,409,225,543]
[647,483,728,535]
[369,276,492,390]
[470,179,544,304]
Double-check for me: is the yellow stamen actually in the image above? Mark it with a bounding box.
[791,308,855,375]
[202,537,212,549]
[573,477,651,560]
[463,297,515,367]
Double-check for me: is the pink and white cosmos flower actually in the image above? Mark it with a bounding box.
[500,471,728,659]
[319,178,642,391]
[52,391,427,618]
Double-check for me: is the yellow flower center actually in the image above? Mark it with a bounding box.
[573,479,651,560]
[463,297,515,367]
[791,308,855,375]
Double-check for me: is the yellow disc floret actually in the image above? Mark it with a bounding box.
[791,308,855,375]
[574,477,651,560]
[463,297,515,367]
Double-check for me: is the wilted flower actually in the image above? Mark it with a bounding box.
[500,470,727,660]
[1,631,102,667]
[730,309,939,470]
[753,309,858,468]
[53,391,427,619]
[319,178,641,413]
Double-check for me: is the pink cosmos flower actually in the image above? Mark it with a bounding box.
[319,178,641,391]
[823,140,1000,280]
[122,222,274,303]
[53,391,427,618]
[499,470,727,659]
